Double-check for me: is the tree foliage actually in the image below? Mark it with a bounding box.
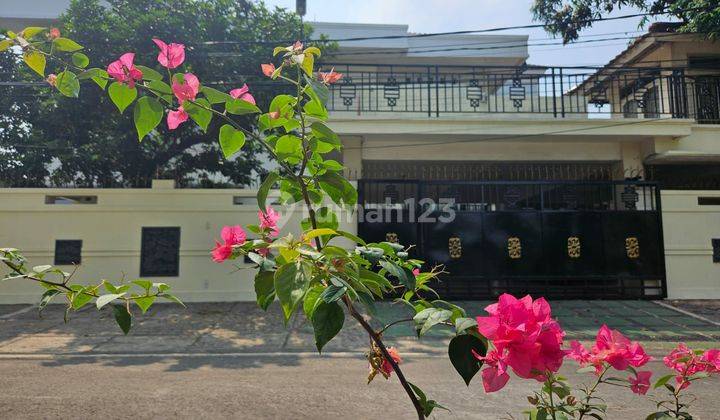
[0,0,312,187]
[531,0,720,43]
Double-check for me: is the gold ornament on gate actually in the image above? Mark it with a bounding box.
[385,232,399,243]
[507,237,522,259]
[567,236,581,259]
[448,235,462,259]
[625,237,640,259]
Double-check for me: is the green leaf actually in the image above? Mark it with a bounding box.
[108,82,137,113]
[134,65,163,81]
[146,80,172,104]
[653,374,675,389]
[379,260,415,290]
[134,295,156,314]
[318,171,357,207]
[226,98,261,115]
[54,71,80,98]
[77,68,108,89]
[32,265,53,273]
[53,37,83,52]
[320,284,346,303]
[304,75,330,105]
[185,98,213,132]
[303,285,324,320]
[218,124,246,159]
[454,317,477,334]
[160,294,185,307]
[133,96,163,141]
[71,52,90,68]
[254,270,275,311]
[303,97,328,120]
[112,304,132,334]
[448,334,486,386]
[257,171,279,210]
[23,51,45,76]
[71,291,93,310]
[96,293,125,309]
[311,301,344,353]
[335,230,365,245]
[39,289,61,312]
[305,228,337,240]
[132,280,153,291]
[301,53,314,77]
[414,307,452,335]
[275,135,303,161]
[0,39,13,52]
[274,261,311,323]
[21,27,46,39]
[201,86,232,104]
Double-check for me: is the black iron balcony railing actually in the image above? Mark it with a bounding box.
[317,63,720,122]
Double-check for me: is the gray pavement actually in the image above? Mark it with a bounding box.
[0,301,719,419]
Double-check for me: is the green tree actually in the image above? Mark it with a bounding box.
[0,0,311,187]
[531,0,720,43]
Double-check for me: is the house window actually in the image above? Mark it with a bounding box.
[713,239,720,263]
[140,227,180,277]
[45,195,97,204]
[54,240,82,265]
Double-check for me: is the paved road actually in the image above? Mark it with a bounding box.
[1,301,719,419]
[1,355,719,419]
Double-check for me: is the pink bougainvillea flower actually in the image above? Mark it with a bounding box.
[107,53,143,88]
[474,348,510,393]
[261,63,276,77]
[221,225,247,245]
[46,73,57,87]
[663,344,719,390]
[592,324,651,371]
[629,371,652,395]
[152,38,185,69]
[568,340,592,365]
[292,41,303,51]
[379,347,402,376]
[473,294,567,392]
[412,268,420,276]
[49,28,61,39]
[229,84,256,105]
[702,348,720,372]
[210,225,246,263]
[172,73,200,103]
[318,68,343,84]
[167,106,189,130]
[258,206,280,237]
[211,241,232,263]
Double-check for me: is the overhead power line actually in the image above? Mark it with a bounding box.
[198,8,702,45]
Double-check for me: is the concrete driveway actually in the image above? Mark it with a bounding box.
[0,300,719,419]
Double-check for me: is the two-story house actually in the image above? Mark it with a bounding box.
[2,8,720,302]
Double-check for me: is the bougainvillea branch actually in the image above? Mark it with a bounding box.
[0,26,485,419]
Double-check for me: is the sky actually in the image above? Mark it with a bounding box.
[262,0,664,68]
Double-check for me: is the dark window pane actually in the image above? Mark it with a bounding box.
[140,227,180,277]
[55,240,82,265]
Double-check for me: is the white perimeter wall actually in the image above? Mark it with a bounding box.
[662,190,720,299]
[0,185,357,304]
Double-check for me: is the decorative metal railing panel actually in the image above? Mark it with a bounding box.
[320,63,720,122]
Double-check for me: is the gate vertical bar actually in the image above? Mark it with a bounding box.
[551,68,558,118]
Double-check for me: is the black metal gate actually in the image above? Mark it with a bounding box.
[358,180,666,299]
